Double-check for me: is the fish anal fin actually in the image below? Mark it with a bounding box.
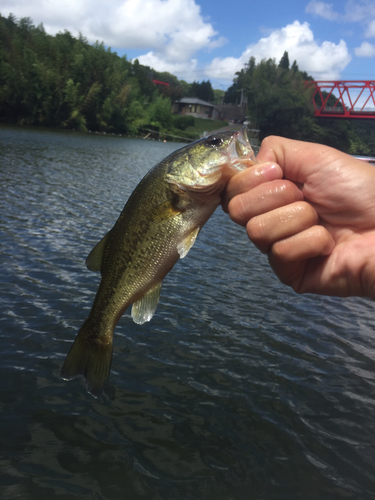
[177,227,200,258]
[131,282,162,325]
[60,319,113,398]
[86,230,112,272]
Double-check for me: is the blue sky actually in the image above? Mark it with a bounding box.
[1,0,374,89]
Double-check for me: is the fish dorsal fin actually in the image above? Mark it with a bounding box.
[131,282,162,325]
[177,227,200,259]
[86,230,112,272]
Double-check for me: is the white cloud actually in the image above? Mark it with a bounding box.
[305,1,340,21]
[0,0,227,80]
[343,0,375,23]
[0,0,90,33]
[0,0,224,53]
[305,0,375,44]
[205,21,351,81]
[305,0,375,23]
[354,41,375,57]
[136,52,201,80]
[0,1,353,83]
[205,55,246,82]
[109,0,225,55]
[304,0,375,72]
[365,19,375,38]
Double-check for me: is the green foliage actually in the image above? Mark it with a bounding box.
[125,100,150,135]
[63,78,86,131]
[212,89,225,104]
[2,15,373,153]
[148,94,173,130]
[0,14,165,135]
[224,52,372,154]
[351,121,375,155]
[0,14,226,139]
[189,80,215,102]
[185,117,228,135]
[172,114,195,130]
[278,51,289,70]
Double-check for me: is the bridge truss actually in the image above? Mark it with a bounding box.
[153,79,169,87]
[306,81,375,119]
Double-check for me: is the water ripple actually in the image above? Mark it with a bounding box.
[1,126,375,499]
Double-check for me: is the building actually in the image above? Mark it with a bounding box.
[172,98,219,120]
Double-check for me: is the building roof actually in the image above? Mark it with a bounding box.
[177,97,217,109]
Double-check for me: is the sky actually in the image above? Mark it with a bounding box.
[1,0,375,90]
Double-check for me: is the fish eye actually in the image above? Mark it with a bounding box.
[206,135,223,148]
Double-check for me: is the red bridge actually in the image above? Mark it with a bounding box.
[306,81,375,119]
[153,79,169,87]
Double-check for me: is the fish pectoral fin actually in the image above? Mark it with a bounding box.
[177,227,200,258]
[131,282,162,325]
[86,230,112,272]
[151,200,181,224]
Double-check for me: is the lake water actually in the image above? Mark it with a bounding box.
[1,125,375,500]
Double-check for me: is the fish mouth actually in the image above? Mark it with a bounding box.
[196,127,257,179]
[226,127,257,171]
[167,127,257,194]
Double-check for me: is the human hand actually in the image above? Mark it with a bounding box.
[223,136,375,300]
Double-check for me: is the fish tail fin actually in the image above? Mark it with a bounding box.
[60,319,113,398]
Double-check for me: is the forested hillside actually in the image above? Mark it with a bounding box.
[0,14,203,137]
[224,54,373,155]
[0,14,373,154]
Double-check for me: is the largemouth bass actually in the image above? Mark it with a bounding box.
[61,128,256,396]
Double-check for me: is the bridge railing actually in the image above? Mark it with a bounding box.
[305,81,375,119]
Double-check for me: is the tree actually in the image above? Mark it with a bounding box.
[278,51,290,70]
[223,54,370,154]
[148,95,172,130]
[190,80,215,102]
[1,14,373,154]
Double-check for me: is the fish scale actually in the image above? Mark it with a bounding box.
[61,128,256,397]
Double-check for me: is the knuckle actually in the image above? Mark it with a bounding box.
[300,201,319,225]
[228,196,248,227]
[247,215,268,243]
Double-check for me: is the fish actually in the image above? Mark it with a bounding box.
[61,128,257,396]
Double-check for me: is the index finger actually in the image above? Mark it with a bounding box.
[256,136,338,185]
[222,162,283,212]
